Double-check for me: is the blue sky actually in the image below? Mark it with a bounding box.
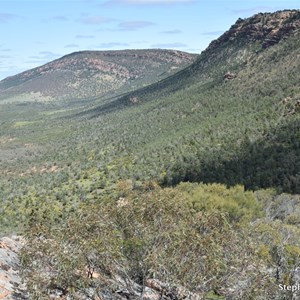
[0,0,300,80]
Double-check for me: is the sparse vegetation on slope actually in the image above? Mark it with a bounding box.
[0,9,300,300]
[0,49,196,103]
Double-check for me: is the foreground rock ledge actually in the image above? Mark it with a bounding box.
[0,236,26,299]
[0,236,202,300]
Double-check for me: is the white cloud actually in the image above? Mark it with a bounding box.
[50,16,68,21]
[126,0,192,2]
[65,44,80,48]
[151,42,187,48]
[0,13,16,22]
[26,51,61,65]
[160,29,182,34]
[95,42,130,48]
[118,21,155,30]
[29,51,61,61]
[232,6,273,14]
[201,31,224,36]
[76,34,95,39]
[105,0,194,5]
[80,15,115,25]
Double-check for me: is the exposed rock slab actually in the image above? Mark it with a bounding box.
[0,236,26,299]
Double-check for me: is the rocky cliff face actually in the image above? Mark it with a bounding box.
[0,236,26,299]
[207,10,300,50]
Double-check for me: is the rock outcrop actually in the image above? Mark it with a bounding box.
[0,236,26,299]
[0,236,202,299]
[207,10,300,51]
[224,71,236,80]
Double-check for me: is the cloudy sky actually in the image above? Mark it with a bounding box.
[0,0,300,80]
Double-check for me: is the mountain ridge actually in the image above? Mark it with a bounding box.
[207,9,300,51]
[99,9,300,110]
[0,49,197,102]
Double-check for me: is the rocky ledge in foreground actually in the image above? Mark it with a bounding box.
[0,236,26,300]
[1,236,201,300]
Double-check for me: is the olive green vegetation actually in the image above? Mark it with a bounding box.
[21,183,300,299]
[1,10,300,299]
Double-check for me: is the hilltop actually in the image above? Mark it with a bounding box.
[208,9,300,50]
[104,10,300,109]
[0,49,196,103]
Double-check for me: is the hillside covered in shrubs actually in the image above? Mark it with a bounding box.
[0,9,300,300]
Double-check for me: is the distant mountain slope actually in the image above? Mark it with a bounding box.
[0,49,196,102]
[99,9,300,109]
[1,10,300,194]
[75,10,300,193]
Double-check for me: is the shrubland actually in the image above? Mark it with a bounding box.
[0,10,299,299]
[20,182,300,299]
